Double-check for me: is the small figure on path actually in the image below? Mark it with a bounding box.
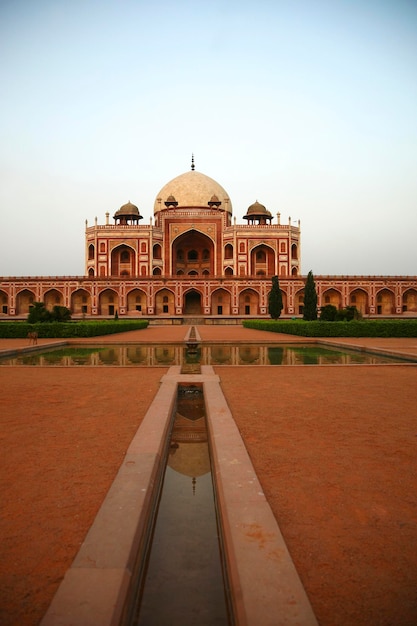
[27,331,38,345]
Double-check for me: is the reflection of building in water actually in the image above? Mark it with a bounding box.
[1,157,416,319]
[0,344,403,366]
[169,386,209,495]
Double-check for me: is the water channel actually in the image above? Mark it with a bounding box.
[129,384,232,626]
[0,343,411,366]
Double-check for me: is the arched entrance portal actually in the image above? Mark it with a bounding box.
[184,290,202,315]
[173,230,214,276]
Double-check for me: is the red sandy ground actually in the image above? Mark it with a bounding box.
[0,368,166,626]
[217,365,417,626]
[1,328,417,625]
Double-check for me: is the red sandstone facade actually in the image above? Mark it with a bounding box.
[1,166,416,319]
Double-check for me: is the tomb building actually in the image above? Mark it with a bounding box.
[1,160,416,318]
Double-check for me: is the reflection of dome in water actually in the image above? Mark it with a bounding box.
[168,442,211,477]
[239,346,260,363]
[210,346,232,364]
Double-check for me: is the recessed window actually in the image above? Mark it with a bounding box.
[225,244,233,259]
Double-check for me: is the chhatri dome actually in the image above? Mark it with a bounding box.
[154,157,232,215]
[243,200,272,224]
[113,200,142,225]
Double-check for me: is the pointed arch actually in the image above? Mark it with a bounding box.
[44,289,64,310]
[183,288,203,315]
[16,289,36,315]
[110,244,136,276]
[403,288,417,313]
[349,288,369,315]
[376,288,395,315]
[155,288,175,315]
[71,289,91,316]
[127,288,147,314]
[98,288,119,316]
[211,287,232,315]
[224,243,233,259]
[291,243,298,260]
[238,288,260,315]
[321,288,342,309]
[0,290,8,315]
[295,289,305,316]
[172,229,214,276]
[249,244,275,276]
[153,243,162,259]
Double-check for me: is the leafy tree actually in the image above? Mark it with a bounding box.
[335,306,361,321]
[27,302,52,323]
[320,304,338,321]
[52,305,72,322]
[303,270,318,321]
[268,275,283,319]
[27,302,71,323]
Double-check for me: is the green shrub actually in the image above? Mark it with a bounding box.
[27,302,72,323]
[335,306,361,321]
[52,305,72,322]
[319,304,338,321]
[319,305,361,321]
[27,302,52,323]
[0,319,148,338]
[242,319,417,337]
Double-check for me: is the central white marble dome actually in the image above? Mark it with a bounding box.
[154,169,232,214]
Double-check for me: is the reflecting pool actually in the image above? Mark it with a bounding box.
[0,343,412,366]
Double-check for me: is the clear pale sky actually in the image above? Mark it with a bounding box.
[1,0,416,277]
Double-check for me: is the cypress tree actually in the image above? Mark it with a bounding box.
[268,275,283,319]
[303,270,318,320]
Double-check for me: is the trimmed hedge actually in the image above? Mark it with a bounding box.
[0,319,149,338]
[242,319,417,338]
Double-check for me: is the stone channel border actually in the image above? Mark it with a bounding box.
[41,365,318,626]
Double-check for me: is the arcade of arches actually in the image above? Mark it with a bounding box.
[1,282,417,318]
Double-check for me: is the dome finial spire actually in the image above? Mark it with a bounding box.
[191,153,195,171]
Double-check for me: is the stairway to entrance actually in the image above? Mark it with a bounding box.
[182,317,204,325]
